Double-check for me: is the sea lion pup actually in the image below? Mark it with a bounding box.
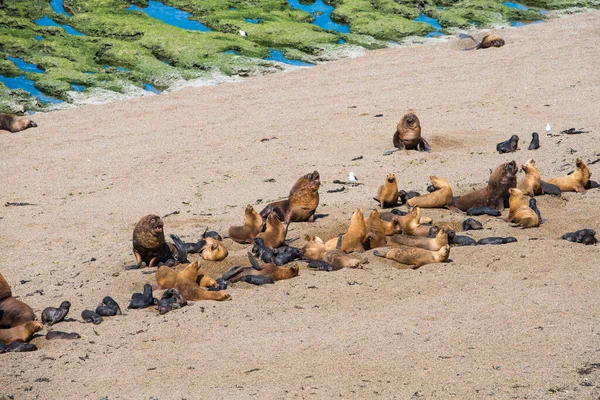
[392,113,431,152]
[95,296,122,317]
[228,205,263,244]
[454,161,518,212]
[375,173,399,208]
[156,288,187,315]
[260,171,321,223]
[81,310,103,325]
[126,215,184,270]
[0,321,43,345]
[396,207,435,237]
[156,262,230,301]
[46,331,81,340]
[128,284,158,309]
[363,210,387,250]
[41,301,71,326]
[170,234,228,262]
[222,253,299,284]
[496,135,519,154]
[528,132,540,150]
[0,113,37,133]
[458,33,505,50]
[256,212,285,249]
[517,159,542,196]
[373,245,450,269]
[0,273,35,328]
[390,226,453,251]
[324,208,368,253]
[546,158,591,193]
[505,188,539,228]
[562,229,597,245]
[407,176,453,208]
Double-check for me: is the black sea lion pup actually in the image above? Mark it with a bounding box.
[451,235,478,246]
[462,218,483,231]
[156,288,187,315]
[41,301,71,326]
[392,112,430,152]
[540,181,561,196]
[5,342,38,352]
[458,33,505,50]
[496,135,519,154]
[0,113,37,133]
[528,132,540,150]
[81,310,103,325]
[46,331,81,340]
[95,296,122,317]
[466,206,501,216]
[126,215,182,270]
[529,198,542,224]
[478,237,517,245]
[128,284,157,309]
[562,229,597,245]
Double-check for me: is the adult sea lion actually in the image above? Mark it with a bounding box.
[407,176,453,208]
[395,207,436,237]
[392,113,430,152]
[374,245,450,269]
[454,161,518,211]
[0,113,37,133]
[459,33,505,50]
[390,226,453,251]
[228,205,263,244]
[0,321,43,345]
[126,215,184,270]
[222,254,299,284]
[324,208,368,252]
[517,159,542,196]
[375,173,399,208]
[546,158,591,192]
[505,188,539,228]
[496,135,519,154]
[0,273,35,328]
[363,210,387,250]
[156,262,230,301]
[41,301,71,326]
[260,171,320,223]
[256,212,285,249]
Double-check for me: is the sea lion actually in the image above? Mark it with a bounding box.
[540,181,561,196]
[375,173,399,208]
[228,205,264,244]
[562,229,597,245]
[496,135,519,154]
[0,321,43,345]
[155,288,187,315]
[517,159,542,196]
[459,33,505,50]
[478,237,517,245]
[505,188,539,228]
[260,171,321,223]
[256,212,285,249]
[95,296,122,317]
[462,218,483,231]
[529,198,542,224]
[253,238,303,266]
[126,215,184,270]
[390,226,453,251]
[324,208,368,252]
[528,132,540,150]
[451,235,478,246]
[363,210,387,250]
[407,176,453,208]
[392,113,430,152]
[398,190,421,204]
[373,245,450,269]
[170,234,228,262]
[156,262,230,301]
[46,331,81,340]
[546,158,591,193]
[395,207,435,237]
[454,161,518,211]
[41,301,71,326]
[2,342,38,352]
[0,113,37,133]
[308,259,334,271]
[0,273,35,328]
[302,235,327,260]
[222,254,299,284]
[81,310,103,324]
[128,284,158,309]
[466,206,501,216]
[322,249,361,270]
[200,237,228,261]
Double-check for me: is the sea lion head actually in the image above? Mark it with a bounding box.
[305,171,320,191]
[429,175,448,189]
[351,208,364,224]
[521,159,536,172]
[391,217,402,234]
[508,187,525,199]
[503,161,518,180]
[202,241,228,261]
[139,215,164,238]
[25,119,37,128]
[60,301,71,310]
[266,211,281,226]
[386,173,396,184]
[402,113,420,129]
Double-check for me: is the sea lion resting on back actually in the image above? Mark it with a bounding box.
[0,273,35,329]
[0,113,37,133]
[392,113,430,152]
[458,33,505,50]
[228,205,263,244]
[260,171,320,223]
[454,161,518,212]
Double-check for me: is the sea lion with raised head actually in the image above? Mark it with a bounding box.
[528,132,540,150]
[505,188,539,228]
[496,135,519,154]
[256,212,285,249]
[517,159,542,197]
[0,273,35,328]
[0,113,37,133]
[41,301,71,326]
[546,158,591,193]
[324,208,368,252]
[390,225,453,251]
[260,171,320,223]
[0,321,43,345]
[454,161,518,212]
[459,33,505,50]
[363,210,387,250]
[128,284,158,309]
[126,215,185,270]
[407,176,453,208]
[375,173,399,208]
[374,245,450,269]
[392,113,430,152]
[228,205,264,244]
[395,207,436,237]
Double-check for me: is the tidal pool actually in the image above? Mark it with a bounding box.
[287,0,350,33]
[50,0,72,18]
[265,49,315,66]
[503,2,529,11]
[127,1,213,32]
[414,14,443,37]
[7,57,44,74]
[0,75,62,104]
[34,16,86,36]
[144,83,162,94]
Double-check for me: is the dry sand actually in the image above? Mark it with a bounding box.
[2,11,600,399]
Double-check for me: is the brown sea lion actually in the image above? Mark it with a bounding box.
[200,237,228,261]
[374,245,450,269]
[392,113,430,152]
[454,161,518,212]
[302,235,327,260]
[546,158,591,193]
[390,225,453,251]
[517,159,542,196]
[395,207,435,237]
[156,262,230,301]
[256,212,285,249]
[260,171,320,223]
[223,254,299,284]
[126,215,183,270]
[228,205,263,244]
[407,176,454,208]
[363,210,387,250]
[0,321,43,345]
[459,33,505,50]
[0,113,37,133]
[381,217,403,236]
[505,188,539,228]
[325,208,368,252]
[322,249,361,270]
[375,173,399,208]
[0,273,35,328]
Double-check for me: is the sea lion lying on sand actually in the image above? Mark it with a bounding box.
[496,135,519,154]
[0,113,37,133]
[0,273,35,328]
[390,226,453,251]
[374,245,450,269]
[458,33,505,50]
[260,171,320,223]
[0,321,43,345]
[222,253,299,285]
[546,158,591,193]
[455,161,518,212]
[505,188,539,228]
[156,262,230,301]
[407,176,453,208]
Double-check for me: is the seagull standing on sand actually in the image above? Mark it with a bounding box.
[545,123,551,133]
[348,172,358,186]
[239,30,248,37]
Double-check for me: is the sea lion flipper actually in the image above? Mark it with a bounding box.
[222,266,244,281]
[247,252,263,270]
[169,234,189,263]
[418,138,431,152]
[124,263,142,270]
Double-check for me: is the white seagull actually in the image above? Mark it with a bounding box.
[239,30,248,37]
[348,172,358,186]
[545,123,551,132]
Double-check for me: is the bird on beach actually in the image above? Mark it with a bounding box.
[348,172,358,186]
[545,123,551,133]
[239,30,248,37]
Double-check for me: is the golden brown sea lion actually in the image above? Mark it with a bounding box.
[454,161,518,212]
[256,212,285,249]
[0,273,35,328]
[392,113,430,152]
[363,210,387,250]
[395,207,434,237]
[407,176,453,208]
[375,173,399,208]
[459,33,505,50]
[156,262,230,301]
[325,208,368,252]
[0,113,37,133]
[546,158,591,193]
[223,259,299,284]
[200,237,228,261]
[505,188,539,228]
[390,225,453,251]
[381,217,403,236]
[228,205,264,244]
[260,171,320,223]
[322,250,361,270]
[517,159,542,196]
[302,235,327,260]
[126,215,183,270]
[0,321,43,345]
[374,245,450,269]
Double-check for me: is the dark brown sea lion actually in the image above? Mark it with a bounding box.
[126,215,184,270]
[260,171,321,223]
[375,173,399,208]
[41,301,71,326]
[392,113,430,152]
[459,33,505,50]
[0,113,37,133]
[0,321,43,345]
[454,161,518,212]
[228,205,264,244]
[0,273,35,328]
[546,158,591,193]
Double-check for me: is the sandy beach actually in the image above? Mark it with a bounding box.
[2,10,600,399]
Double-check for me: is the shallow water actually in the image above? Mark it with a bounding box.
[245,18,263,24]
[223,50,240,55]
[510,19,544,26]
[70,84,85,92]
[265,49,315,66]
[35,36,44,41]
[0,75,62,104]
[503,2,529,11]
[414,14,443,37]
[287,0,350,33]
[34,16,86,36]
[7,57,44,74]
[50,0,72,18]
[127,1,212,32]
[144,83,162,94]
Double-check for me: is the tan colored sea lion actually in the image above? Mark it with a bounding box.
[260,171,320,223]
[156,262,230,301]
[392,113,430,152]
[390,225,453,251]
[325,208,368,252]
[407,176,453,208]
[381,217,403,236]
[228,205,264,244]
[200,237,228,261]
[459,33,505,50]
[0,321,43,345]
[517,159,542,196]
[505,188,539,228]
[395,207,434,237]
[374,245,450,269]
[454,161,518,211]
[375,173,399,208]
[126,215,183,270]
[0,113,37,133]
[546,158,591,193]
[0,273,35,328]
[363,210,387,250]
[256,212,285,249]
[302,235,327,260]
[224,263,299,283]
[322,250,361,270]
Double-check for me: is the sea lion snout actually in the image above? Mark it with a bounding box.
[28,120,37,128]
